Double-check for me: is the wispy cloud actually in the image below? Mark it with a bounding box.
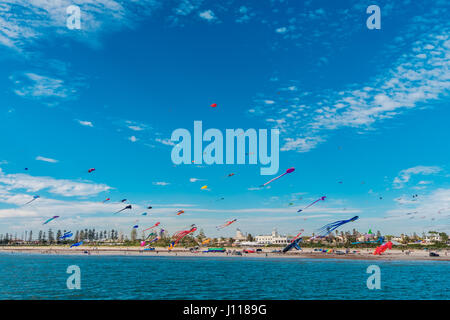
[393,166,442,189]
[199,10,216,21]
[10,72,74,99]
[249,4,450,153]
[153,181,170,186]
[77,120,93,127]
[35,156,58,164]
[0,168,110,197]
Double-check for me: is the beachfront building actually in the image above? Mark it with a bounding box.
[234,229,247,241]
[255,229,290,245]
[424,234,442,243]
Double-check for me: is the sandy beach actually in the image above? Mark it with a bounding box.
[1,246,449,261]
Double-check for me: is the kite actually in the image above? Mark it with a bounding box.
[147,206,152,209]
[201,185,208,190]
[227,173,235,177]
[216,219,237,230]
[147,229,165,244]
[121,199,127,203]
[25,168,29,171]
[141,212,148,216]
[169,225,197,250]
[373,241,393,255]
[70,241,83,248]
[133,225,139,229]
[282,238,302,253]
[261,167,295,187]
[297,196,326,213]
[43,216,59,225]
[290,229,304,242]
[210,103,217,108]
[176,210,185,216]
[201,238,211,245]
[215,197,225,201]
[314,216,359,239]
[102,198,111,203]
[88,168,95,173]
[143,222,160,231]
[24,195,40,205]
[59,231,73,240]
[114,205,132,214]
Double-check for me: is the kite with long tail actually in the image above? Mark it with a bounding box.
[290,229,305,243]
[114,205,132,214]
[169,225,197,250]
[216,219,237,230]
[70,241,83,248]
[59,231,73,240]
[147,229,165,244]
[261,167,295,187]
[176,210,185,216]
[143,222,160,232]
[282,238,303,253]
[24,195,40,205]
[297,196,326,213]
[43,216,59,225]
[313,216,359,239]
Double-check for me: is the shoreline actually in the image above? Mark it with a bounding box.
[1,246,449,262]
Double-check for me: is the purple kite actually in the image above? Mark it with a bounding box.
[297,196,326,213]
[261,167,295,187]
[43,216,59,225]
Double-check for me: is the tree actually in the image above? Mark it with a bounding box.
[439,232,448,242]
[28,230,33,242]
[246,234,254,241]
[196,229,206,242]
[131,228,137,242]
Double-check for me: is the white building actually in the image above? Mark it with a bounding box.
[255,229,290,245]
[234,229,247,241]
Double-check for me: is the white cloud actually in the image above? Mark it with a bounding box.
[77,120,93,127]
[128,125,144,131]
[35,156,58,163]
[153,181,170,186]
[275,27,287,34]
[393,166,442,189]
[10,72,73,99]
[199,10,216,21]
[0,168,111,197]
[250,11,450,153]
[155,138,175,146]
[0,0,161,51]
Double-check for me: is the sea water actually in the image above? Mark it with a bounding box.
[0,253,448,300]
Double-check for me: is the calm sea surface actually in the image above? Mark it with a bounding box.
[0,253,448,300]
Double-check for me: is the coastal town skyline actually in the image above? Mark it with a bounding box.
[1,0,450,239]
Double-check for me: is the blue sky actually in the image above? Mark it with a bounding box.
[1,0,449,239]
